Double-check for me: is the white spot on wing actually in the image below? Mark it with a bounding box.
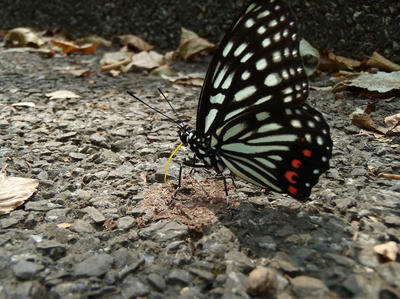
[210,93,225,104]
[272,51,282,62]
[248,134,297,144]
[257,26,266,35]
[308,120,316,128]
[262,38,271,48]
[254,95,272,105]
[213,66,228,88]
[223,41,233,57]
[240,52,254,63]
[256,58,268,70]
[234,85,257,102]
[255,112,270,121]
[205,108,218,133]
[241,71,250,80]
[316,136,324,145]
[224,107,245,121]
[259,123,282,133]
[221,72,234,89]
[245,18,255,28]
[291,119,302,128]
[257,10,270,19]
[269,19,278,27]
[223,123,246,142]
[264,73,281,86]
[234,43,247,56]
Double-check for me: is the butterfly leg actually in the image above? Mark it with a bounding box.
[169,163,183,205]
[221,173,231,210]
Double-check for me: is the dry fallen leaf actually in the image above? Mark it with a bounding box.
[385,113,400,134]
[373,241,399,262]
[178,27,216,61]
[11,102,36,108]
[81,35,112,47]
[122,50,165,71]
[4,27,44,48]
[319,50,361,72]
[100,51,134,71]
[365,52,400,72]
[51,40,98,54]
[57,223,72,229]
[61,67,91,77]
[119,34,153,51]
[351,114,389,135]
[46,90,80,100]
[338,71,400,94]
[0,169,39,216]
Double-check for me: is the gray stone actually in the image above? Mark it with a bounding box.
[291,276,330,297]
[189,268,215,282]
[36,239,66,260]
[0,217,19,228]
[117,216,135,230]
[223,271,250,299]
[121,277,149,298]
[139,221,189,242]
[357,248,380,268]
[273,252,302,274]
[325,253,356,267]
[25,200,63,211]
[75,254,114,277]
[45,208,71,222]
[69,152,86,160]
[118,258,145,280]
[82,206,106,223]
[56,131,77,141]
[90,133,109,148]
[167,269,192,285]
[343,274,368,296]
[384,215,400,227]
[108,162,135,179]
[147,273,166,292]
[225,250,255,273]
[69,219,95,234]
[13,260,44,280]
[378,262,400,288]
[49,281,90,298]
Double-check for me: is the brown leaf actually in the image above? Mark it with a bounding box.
[4,27,44,48]
[119,34,153,51]
[81,35,112,47]
[319,50,361,72]
[178,27,216,61]
[0,169,39,215]
[365,52,400,72]
[385,113,400,134]
[51,39,98,54]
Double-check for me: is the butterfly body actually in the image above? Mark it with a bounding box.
[176,0,332,200]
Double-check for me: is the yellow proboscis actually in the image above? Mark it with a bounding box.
[164,142,183,184]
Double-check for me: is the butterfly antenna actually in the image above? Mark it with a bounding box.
[127,91,183,128]
[158,88,185,127]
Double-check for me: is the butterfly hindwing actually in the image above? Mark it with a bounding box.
[213,104,332,199]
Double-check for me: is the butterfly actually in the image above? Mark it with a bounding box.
[130,0,332,201]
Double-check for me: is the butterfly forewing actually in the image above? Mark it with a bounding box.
[191,0,332,199]
[197,0,308,136]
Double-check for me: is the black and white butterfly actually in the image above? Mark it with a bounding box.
[131,0,332,200]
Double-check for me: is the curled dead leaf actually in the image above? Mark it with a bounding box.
[178,27,216,61]
[373,241,399,262]
[5,27,44,48]
[365,52,400,72]
[45,90,80,100]
[122,50,165,72]
[51,40,98,54]
[119,34,153,51]
[0,169,39,216]
[100,51,134,71]
[320,50,361,72]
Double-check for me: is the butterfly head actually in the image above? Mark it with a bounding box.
[178,126,196,144]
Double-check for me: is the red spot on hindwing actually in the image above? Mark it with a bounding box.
[302,149,312,157]
[288,186,298,196]
[291,159,302,169]
[300,137,305,142]
[285,170,298,184]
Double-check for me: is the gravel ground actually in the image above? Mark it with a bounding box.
[0,47,400,298]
